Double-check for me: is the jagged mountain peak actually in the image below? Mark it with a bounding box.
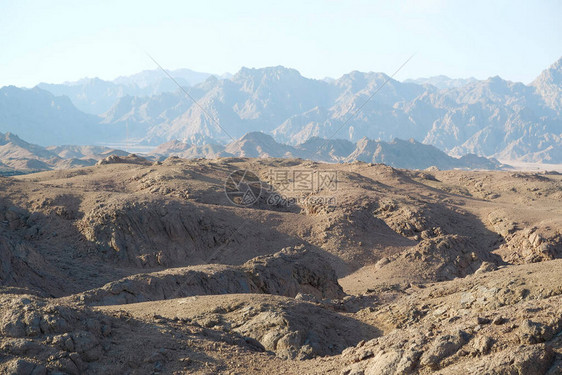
[114,68,212,88]
[531,56,562,110]
[224,131,292,158]
[532,56,562,83]
[389,137,418,144]
[0,130,60,163]
[232,66,310,94]
[0,86,101,145]
[234,66,303,80]
[150,139,192,155]
[341,70,388,79]
[75,77,107,85]
[238,131,277,142]
[336,71,391,86]
[0,131,25,146]
[543,56,562,72]
[297,136,353,147]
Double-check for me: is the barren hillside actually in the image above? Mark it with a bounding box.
[0,156,561,374]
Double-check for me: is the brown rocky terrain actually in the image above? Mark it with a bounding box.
[0,156,561,374]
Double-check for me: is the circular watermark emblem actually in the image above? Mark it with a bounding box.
[224,169,262,206]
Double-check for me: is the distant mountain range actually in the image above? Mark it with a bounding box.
[151,132,504,170]
[1,57,560,163]
[403,75,478,89]
[0,86,102,145]
[0,131,503,175]
[36,68,231,114]
[0,132,128,174]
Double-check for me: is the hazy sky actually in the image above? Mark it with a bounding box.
[1,0,561,87]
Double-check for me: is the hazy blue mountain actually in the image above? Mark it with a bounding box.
[420,76,561,162]
[224,131,295,158]
[404,75,477,89]
[105,67,429,146]
[150,140,229,159]
[295,137,356,161]
[0,86,104,145]
[37,78,129,115]
[36,77,191,115]
[6,57,562,163]
[36,68,222,114]
[531,57,562,111]
[95,59,562,162]
[345,137,502,170]
[108,66,334,145]
[113,68,213,88]
[149,132,503,170]
[273,71,429,144]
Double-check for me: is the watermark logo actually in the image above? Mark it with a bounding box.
[224,170,262,206]
[268,169,338,193]
[224,168,338,208]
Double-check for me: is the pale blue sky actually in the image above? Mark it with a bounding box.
[1,0,560,87]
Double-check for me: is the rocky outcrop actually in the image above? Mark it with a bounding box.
[340,260,562,375]
[170,294,378,360]
[0,204,69,296]
[0,294,113,374]
[500,226,562,264]
[0,293,271,374]
[244,246,344,299]
[95,154,151,166]
[371,234,501,282]
[72,247,345,306]
[77,198,225,267]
